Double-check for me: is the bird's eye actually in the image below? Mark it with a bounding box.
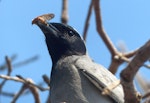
[68,31,74,36]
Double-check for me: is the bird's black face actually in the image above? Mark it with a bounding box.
[35,22,86,64]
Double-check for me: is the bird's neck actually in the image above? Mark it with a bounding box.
[46,46,85,65]
[49,50,83,65]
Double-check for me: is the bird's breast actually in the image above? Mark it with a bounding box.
[50,55,114,103]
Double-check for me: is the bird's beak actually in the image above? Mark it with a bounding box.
[32,17,59,37]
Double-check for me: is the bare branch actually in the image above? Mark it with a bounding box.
[28,82,41,103]
[11,84,27,103]
[13,55,39,68]
[61,0,68,24]
[11,81,41,103]
[93,0,118,55]
[0,56,13,97]
[0,54,17,71]
[0,55,38,71]
[124,49,139,58]
[143,64,150,69]
[92,0,142,74]
[121,40,150,81]
[108,58,123,74]
[92,0,125,74]
[120,40,150,103]
[42,75,50,86]
[83,0,93,41]
[0,75,49,91]
[5,56,12,75]
[1,91,15,97]
[109,49,150,74]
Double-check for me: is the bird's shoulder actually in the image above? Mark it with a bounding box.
[73,55,117,85]
[73,55,124,103]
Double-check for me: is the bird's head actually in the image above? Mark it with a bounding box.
[32,18,86,64]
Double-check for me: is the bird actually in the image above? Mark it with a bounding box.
[32,15,124,103]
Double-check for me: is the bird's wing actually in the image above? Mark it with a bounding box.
[74,55,124,103]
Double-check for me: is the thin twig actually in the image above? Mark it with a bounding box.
[93,0,123,74]
[13,55,39,68]
[0,55,38,71]
[0,54,17,71]
[1,91,15,97]
[5,56,12,75]
[0,75,49,91]
[93,0,118,55]
[61,0,68,24]
[143,64,150,68]
[11,84,27,103]
[83,0,93,41]
[11,82,41,103]
[0,56,13,97]
[124,49,139,58]
[42,75,50,86]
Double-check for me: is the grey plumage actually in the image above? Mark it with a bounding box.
[50,55,124,103]
[32,18,124,103]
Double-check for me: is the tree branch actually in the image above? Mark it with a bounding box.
[0,75,49,91]
[121,40,150,103]
[83,0,93,41]
[93,0,118,55]
[61,0,68,24]
[11,84,27,103]
[0,56,13,97]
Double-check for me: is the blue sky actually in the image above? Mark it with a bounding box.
[0,0,150,103]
